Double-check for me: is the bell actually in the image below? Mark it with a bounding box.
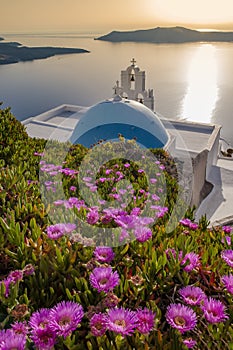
[130,74,135,82]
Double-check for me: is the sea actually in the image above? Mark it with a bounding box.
[1,33,233,145]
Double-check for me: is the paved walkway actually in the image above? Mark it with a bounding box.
[195,157,233,226]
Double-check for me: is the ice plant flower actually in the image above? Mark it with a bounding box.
[29,308,56,349]
[23,264,35,276]
[29,308,51,331]
[201,297,228,324]
[165,248,178,260]
[30,328,57,350]
[166,303,197,333]
[107,307,138,336]
[90,267,120,293]
[49,301,84,338]
[189,223,198,230]
[134,226,152,243]
[12,321,29,336]
[90,313,108,336]
[151,193,160,201]
[53,199,65,206]
[83,176,92,182]
[179,286,206,306]
[105,169,113,174]
[46,223,76,239]
[136,308,155,334]
[46,224,65,240]
[180,218,192,227]
[221,235,231,245]
[62,223,77,233]
[222,274,233,294]
[93,246,115,263]
[0,277,13,298]
[131,207,141,215]
[181,252,200,272]
[222,225,232,234]
[8,269,24,283]
[221,250,233,267]
[119,229,130,243]
[34,151,44,156]
[87,208,99,225]
[183,338,197,348]
[0,329,26,350]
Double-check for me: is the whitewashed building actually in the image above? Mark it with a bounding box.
[23,60,222,213]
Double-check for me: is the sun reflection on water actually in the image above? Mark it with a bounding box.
[182,44,219,123]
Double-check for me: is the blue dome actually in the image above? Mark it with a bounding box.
[70,96,169,148]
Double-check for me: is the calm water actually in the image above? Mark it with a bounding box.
[1,33,233,145]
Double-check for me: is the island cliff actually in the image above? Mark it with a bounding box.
[0,38,89,65]
[96,26,233,43]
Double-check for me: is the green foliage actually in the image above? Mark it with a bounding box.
[0,107,28,165]
[0,109,233,349]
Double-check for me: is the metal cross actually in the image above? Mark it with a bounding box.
[131,58,136,66]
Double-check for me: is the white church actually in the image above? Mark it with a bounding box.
[23,59,233,225]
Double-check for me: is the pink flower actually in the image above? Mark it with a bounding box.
[136,308,155,334]
[8,270,23,283]
[221,235,231,245]
[11,321,29,336]
[94,246,115,263]
[222,274,233,294]
[46,223,76,239]
[0,329,26,350]
[23,264,35,276]
[222,225,232,234]
[134,226,152,243]
[87,209,99,225]
[90,313,107,336]
[0,277,12,297]
[151,194,160,201]
[201,297,228,324]
[179,286,206,305]
[29,308,56,349]
[166,303,197,333]
[183,338,197,348]
[90,267,120,293]
[106,307,138,336]
[221,250,233,267]
[181,252,200,272]
[180,218,192,227]
[189,223,198,230]
[49,301,84,338]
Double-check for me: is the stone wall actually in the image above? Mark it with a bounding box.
[191,149,209,207]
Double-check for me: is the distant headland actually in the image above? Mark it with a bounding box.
[96,26,233,43]
[0,37,89,65]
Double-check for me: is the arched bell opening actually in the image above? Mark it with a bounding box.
[130,69,135,90]
[137,93,144,104]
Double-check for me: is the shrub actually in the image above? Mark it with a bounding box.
[0,110,232,349]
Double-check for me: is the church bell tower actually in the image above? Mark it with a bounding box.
[113,58,154,111]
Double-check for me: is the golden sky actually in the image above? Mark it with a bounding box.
[1,0,233,33]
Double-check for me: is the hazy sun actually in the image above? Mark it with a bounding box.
[151,0,233,27]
